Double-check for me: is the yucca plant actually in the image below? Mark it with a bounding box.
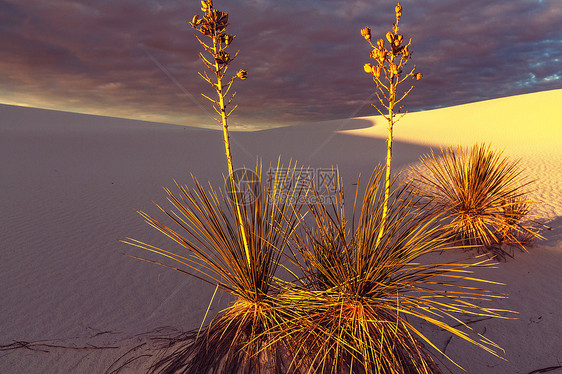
[123,161,308,373]
[273,166,511,373]
[361,2,422,248]
[123,2,307,372]
[408,144,544,259]
[191,0,252,267]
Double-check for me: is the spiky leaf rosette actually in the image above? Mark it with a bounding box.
[275,166,512,373]
[408,144,544,259]
[122,161,308,373]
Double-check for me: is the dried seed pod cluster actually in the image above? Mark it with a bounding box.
[191,1,232,55]
[190,0,247,123]
[236,69,248,80]
[363,3,419,82]
[361,2,421,118]
[361,26,372,41]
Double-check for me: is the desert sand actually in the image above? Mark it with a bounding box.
[1,89,561,373]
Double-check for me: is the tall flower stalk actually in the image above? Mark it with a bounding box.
[191,0,251,266]
[362,2,422,247]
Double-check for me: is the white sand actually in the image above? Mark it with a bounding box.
[1,89,561,373]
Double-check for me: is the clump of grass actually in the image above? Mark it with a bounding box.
[273,167,512,374]
[123,161,307,373]
[408,144,544,259]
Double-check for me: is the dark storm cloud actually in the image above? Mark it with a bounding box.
[0,0,560,129]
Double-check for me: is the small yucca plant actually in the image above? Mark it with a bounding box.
[270,167,512,373]
[123,162,308,373]
[408,144,544,259]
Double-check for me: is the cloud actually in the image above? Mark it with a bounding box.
[0,0,560,130]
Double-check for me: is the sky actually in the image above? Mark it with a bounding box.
[0,0,561,130]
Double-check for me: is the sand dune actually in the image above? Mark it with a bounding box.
[1,89,561,373]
